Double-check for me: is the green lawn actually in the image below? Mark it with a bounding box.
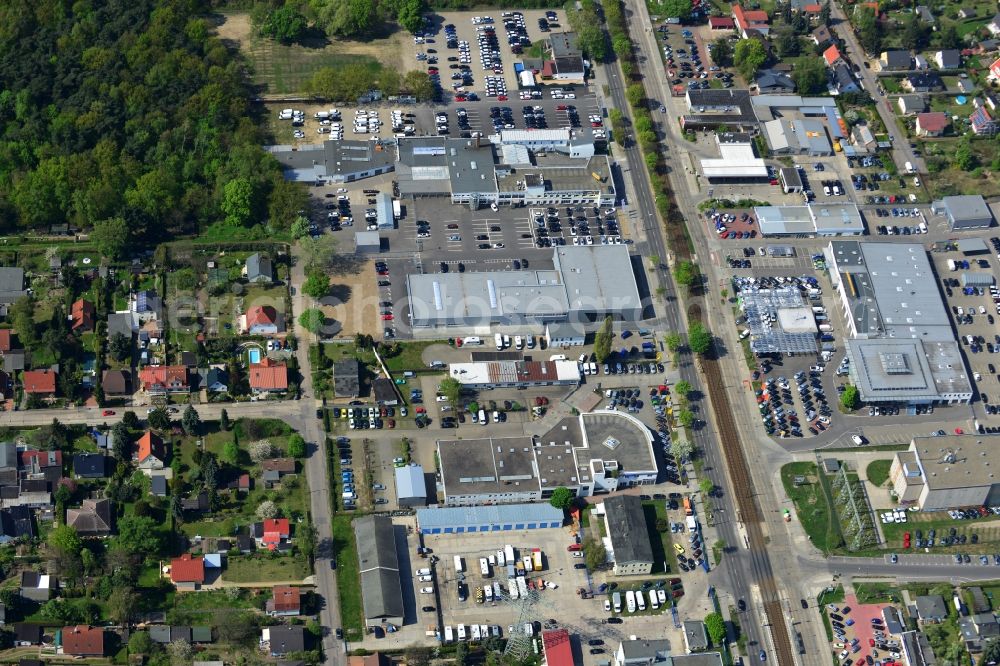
[381,340,445,373]
[817,585,846,642]
[173,588,261,612]
[780,462,844,553]
[332,514,364,639]
[224,552,312,583]
[243,30,384,95]
[642,501,677,574]
[881,512,1000,552]
[855,582,902,605]
[866,460,893,488]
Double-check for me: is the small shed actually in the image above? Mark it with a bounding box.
[355,232,382,254]
[395,465,428,507]
[822,458,841,473]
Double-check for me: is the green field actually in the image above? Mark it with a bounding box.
[245,35,383,95]
[642,501,679,574]
[224,553,312,583]
[854,582,902,605]
[866,460,892,488]
[781,462,844,553]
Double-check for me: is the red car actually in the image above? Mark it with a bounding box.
[869,639,876,647]
[455,95,466,101]
[415,407,426,414]
[381,314,394,321]
[102,410,115,416]
[556,104,567,110]
[497,95,508,101]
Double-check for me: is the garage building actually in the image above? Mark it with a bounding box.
[395,464,428,507]
[932,195,994,230]
[354,515,404,627]
[890,436,1000,511]
[415,503,564,534]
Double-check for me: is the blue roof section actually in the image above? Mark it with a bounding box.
[395,465,427,500]
[825,108,845,138]
[417,503,565,530]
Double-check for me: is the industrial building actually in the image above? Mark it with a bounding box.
[394,464,428,507]
[601,495,654,576]
[406,245,642,329]
[680,89,757,130]
[890,436,1000,511]
[932,195,994,230]
[779,167,804,193]
[447,360,581,389]
[436,411,658,505]
[826,241,972,405]
[414,503,564,534]
[698,133,768,182]
[545,322,586,347]
[374,192,395,230]
[354,515,404,628]
[265,140,395,183]
[762,119,833,155]
[754,204,865,236]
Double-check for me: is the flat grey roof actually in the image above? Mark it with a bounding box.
[756,206,815,236]
[846,339,971,402]
[574,411,657,480]
[354,515,404,621]
[438,437,540,498]
[909,436,1000,490]
[395,464,427,500]
[415,503,564,530]
[667,655,724,666]
[496,156,613,197]
[940,195,992,223]
[779,167,803,189]
[265,140,395,180]
[604,495,654,565]
[740,288,818,354]
[447,141,498,195]
[553,245,642,314]
[683,89,757,126]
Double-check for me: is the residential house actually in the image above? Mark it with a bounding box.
[249,358,288,394]
[139,318,163,346]
[373,378,399,406]
[2,350,26,374]
[732,5,770,37]
[935,50,962,69]
[8,480,51,509]
[898,94,928,115]
[0,370,12,401]
[915,595,948,624]
[968,587,991,614]
[988,14,1000,37]
[915,112,949,136]
[914,54,929,70]
[22,370,57,397]
[833,62,860,93]
[267,586,302,616]
[72,453,107,479]
[243,305,282,335]
[262,458,296,485]
[19,572,55,602]
[0,268,26,307]
[150,475,168,497]
[192,626,213,644]
[0,506,35,542]
[0,330,12,354]
[959,613,1000,652]
[683,621,709,652]
[262,626,306,657]
[790,0,822,16]
[971,106,1000,135]
[709,16,735,30]
[70,299,96,333]
[852,124,876,150]
[903,72,944,92]
[756,69,795,92]
[106,312,136,346]
[958,7,976,19]
[811,25,832,46]
[333,359,361,398]
[66,499,113,537]
[138,365,188,394]
[20,449,62,484]
[171,554,206,589]
[135,431,166,472]
[62,626,105,657]
[0,442,15,474]
[823,45,843,67]
[237,534,256,554]
[132,290,162,323]
[205,367,228,393]
[957,78,975,94]
[244,253,274,284]
[182,491,209,513]
[14,624,42,646]
[255,518,291,550]
[915,5,934,22]
[880,50,913,70]
[101,370,132,397]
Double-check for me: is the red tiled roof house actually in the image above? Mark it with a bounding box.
[243,305,281,335]
[138,365,188,395]
[257,518,291,550]
[62,625,105,657]
[22,370,56,396]
[170,553,205,589]
[732,4,770,37]
[70,299,96,332]
[915,112,948,137]
[135,431,166,472]
[267,585,302,616]
[249,358,288,394]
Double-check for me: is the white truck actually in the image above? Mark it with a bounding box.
[649,590,659,610]
[636,591,646,611]
[457,624,467,641]
[480,558,490,577]
[444,626,454,643]
[454,556,464,573]
[626,590,637,612]
[613,591,622,612]
[905,161,915,173]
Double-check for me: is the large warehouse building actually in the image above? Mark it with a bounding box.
[436,411,658,505]
[415,503,564,534]
[890,436,1000,511]
[265,140,396,183]
[932,195,994,230]
[754,203,865,237]
[406,245,642,329]
[354,515,404,628]
[826,241,973,405]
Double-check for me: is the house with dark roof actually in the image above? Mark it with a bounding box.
[22,370,57,396]
[603,495,654,576]
[263,458,296,484]
[916,595,948,624]
[237,534,256,553]
[244,253,273,284]
[70,299,96,333]
[971,106,1000,135]
[20,572,55,602]
[756,69,795,93]
[131,290,162,322]
[151,475,168,497]
[73,453,107,479]
[20,449,62,482]
[243,305,283,335]
[373,378,399,406]
[898,94,928,115]
[150,626,193,645]
[106,312,136,345]
[182,491,209,513]
[0,506,35,542]
[66,498,113,537]
[0,268,26,305]
[881,50,913,70]
[249,359,288,394]
[903,72,944,92]
[935,50,961,69]
[101,370,132,397]
[811,25,832,45]
[268,586,302,616]
[333,359,361,398]
[171,554,205,589]
[205,367,228,392]
[262,625,306,657]
[14,623,42,646]
[62,625,105,657]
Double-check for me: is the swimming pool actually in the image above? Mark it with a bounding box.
[248,348,262,364]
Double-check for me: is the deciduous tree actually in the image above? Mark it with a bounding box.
[688,323,712,356]
[734,39,767,79]
[549,487,576,509]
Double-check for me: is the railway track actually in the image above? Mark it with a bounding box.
[701,352,795,666]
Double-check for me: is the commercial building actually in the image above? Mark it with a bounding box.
[932,195,994,230]
[406,245,642,329]
[779,167,804,193]
[355,231,382,254]
[542,629,576,666]
[436,411,658,505]
[613,639,671,666]
[395,464,428,507]
[826,241,972,405]
[763,119,832,155]
[890,436,1000,511]
[375,192,394,230]
[265,140,395,183]
[754,204,865,236]
[447,360,581,389]
[354,515,404,628]
[602,495,654,576]
[739,287,818,355]
[545,322,586,347]
[699,133,768,182]
[680,89,757,130]
[415,503,564,534]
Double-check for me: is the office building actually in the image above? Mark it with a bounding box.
[890,436,1000,511]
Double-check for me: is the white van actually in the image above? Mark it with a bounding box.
[515,335,524,350]
[478,409,487,425]
[457,624,467,640]
[495,333,504,350]
[550,354,567,361]
[463,336,483,346]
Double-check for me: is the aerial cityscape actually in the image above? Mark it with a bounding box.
[2,0,1000,665]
